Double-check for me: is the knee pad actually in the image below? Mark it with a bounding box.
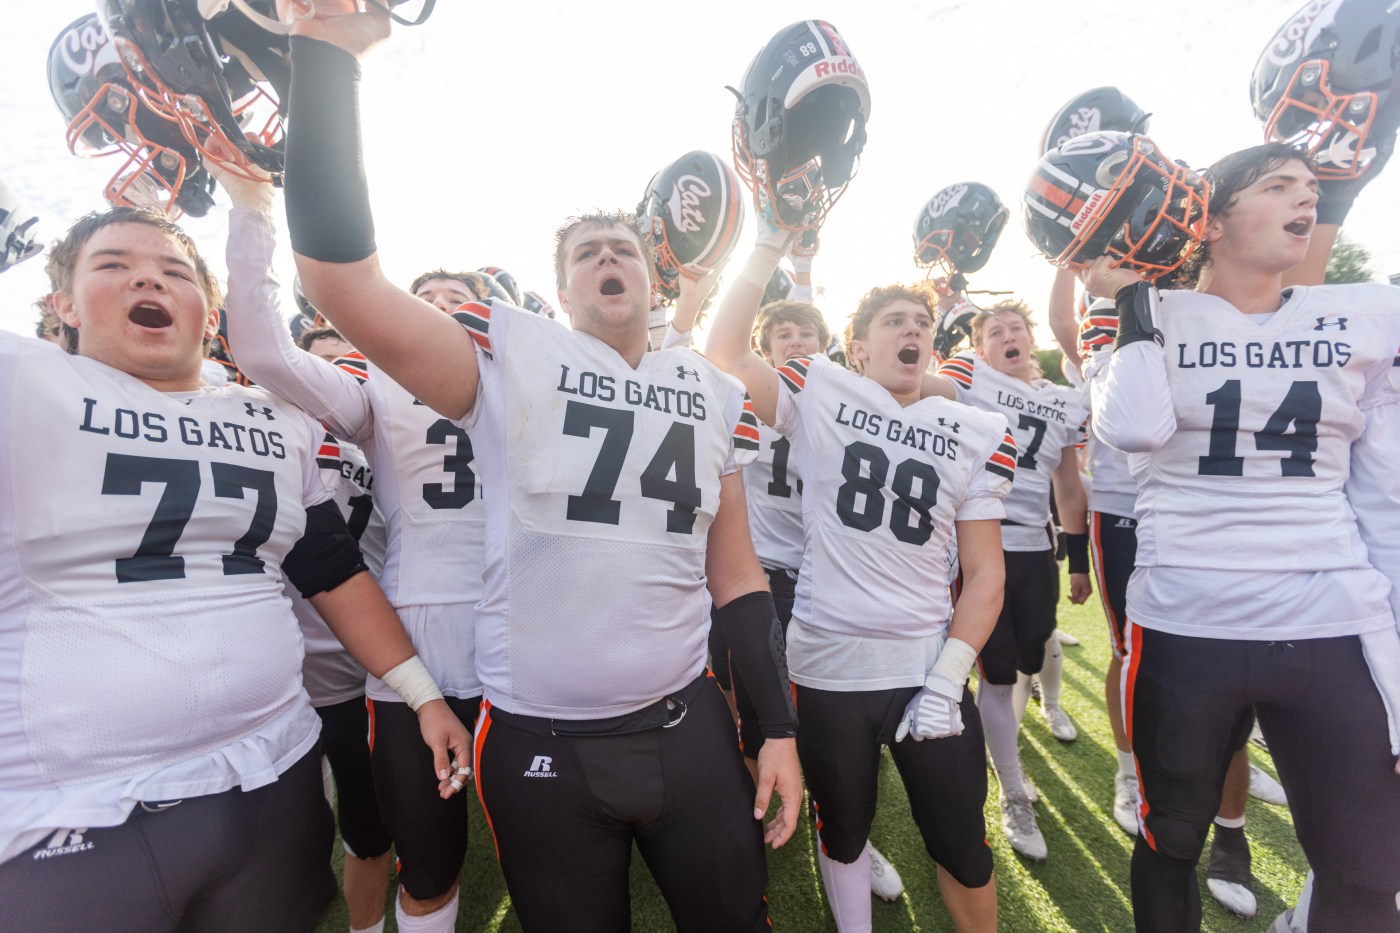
[1141,812,1212,863]
[934,838,995,889]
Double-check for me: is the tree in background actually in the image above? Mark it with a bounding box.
[1035,347,1067,385]
[1325,231,1376,284]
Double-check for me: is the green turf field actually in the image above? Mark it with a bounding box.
[316,572,1307,931]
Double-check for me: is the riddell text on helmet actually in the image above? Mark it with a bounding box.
[814,58,864,81]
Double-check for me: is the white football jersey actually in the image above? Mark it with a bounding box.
[455,301,759,719]
[0,334,328,863]
[773,353,1013,645]
[1077,297,1138,517]
[1090,284,1400,639]
[289,436,385,708]
[938,352,1088,550]
[744,420,805,572]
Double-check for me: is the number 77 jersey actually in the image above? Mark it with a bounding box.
[772,354,1015,641]
[453,302,759,719]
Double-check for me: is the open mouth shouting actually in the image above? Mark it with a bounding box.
[128,300,173,329]
[1003,346,1021,362]
[897,344,921,365]
[1283,215,1314,239]
[599,273,626,297]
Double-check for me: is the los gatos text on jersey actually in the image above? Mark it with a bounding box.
[78,397,289,459]
[1175,339,1352,370]
[556,364,708,421]
[834,402,960,461]
[994,392,1071,424]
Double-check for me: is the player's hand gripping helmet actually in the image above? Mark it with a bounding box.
[98,0,290,181]
[1041,86,1150,154]
[0,179,41,276]
[1023,131,1208,279]
[637,150,747,304]
[912,182,1009,279]
[1251,0,1400,179]
[730,21,869,232]
[477,266,523,306]
[48,14,217,217]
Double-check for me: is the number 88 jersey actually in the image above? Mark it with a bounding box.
[1129,285,1400,572]
[773,353,1014,641]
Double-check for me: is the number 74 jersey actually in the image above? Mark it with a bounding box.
[773,354,1014,641]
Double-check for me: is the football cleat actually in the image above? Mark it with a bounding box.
[1000,791,1048,860]
[1248,764,1289,806]
[1043,705,1079,742]
[1206,824,1257,918]
[866,843,903,902]
[1113,773,1140,836]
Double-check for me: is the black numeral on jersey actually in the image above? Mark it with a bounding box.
[1199,379,1321,477]
[423,418,477,509]
[835,441,940,545]
[563,400,701,534]
[1016,414,1047,471]
[101,454,279,583]
[346,494,373,542]
[767,435,802,498]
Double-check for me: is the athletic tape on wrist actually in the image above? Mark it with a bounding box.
[738,246,783,291]
[929,637,977,693]
[380,655,444,712]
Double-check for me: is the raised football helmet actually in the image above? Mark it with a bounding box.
[48,14,216,217]
[0,179,41,276]
[477,266,523,306]
[637,150,746,304]
[934,297,980,362]
[1041,87,1150,154]
[731,20,869,231]
[1252,0,1400,179]
[98,0,289,180]
[522,290,557,319]
[912,182,1009,277]
[1023,131,1208,279]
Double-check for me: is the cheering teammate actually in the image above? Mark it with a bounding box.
[1085,143,1400,932]
[0,206,469,931]
[279,7,802,931]
[708,225,1010,932]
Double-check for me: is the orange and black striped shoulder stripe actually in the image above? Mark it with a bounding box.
[936,353,975,388]
[987,430,1017,482]
[452,300,494,355]
[333,351,370,384]
[733,395,761,453]
[316,431,342,470]
[776,356,813,394]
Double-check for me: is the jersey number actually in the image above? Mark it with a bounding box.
[767,436,802,498]
[1198,379,1321,477]
[423,418,477,509]
[101,453,278,583]
[835,441,940,545]
[562,400,700,534]
[1016,414,1047,471]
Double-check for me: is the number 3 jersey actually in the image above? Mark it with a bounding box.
[772,354,1013,655]
[0,334,332,863]
[1089,284,1400,639]
[454,302,758,719]
[938,352,1089,550]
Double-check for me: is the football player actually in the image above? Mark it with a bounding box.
[0,206,468,931]
[214,162,490,933]
[1084,142,1400,933]
[707,223,1009,932]
[278,8,802,931]
[937,301,1091,862]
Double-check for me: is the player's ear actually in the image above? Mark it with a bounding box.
[204,306,222,341]
[848,338,868,373]
[557,289,574,320]
[51,291,80,329]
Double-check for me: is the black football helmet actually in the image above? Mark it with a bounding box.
[522,290,557,319]
[1041,87,1150,155]
[48,14,216,217]
[477,266,523,306]
[0,179,41,276]
[731,20,869,231]
[1023,131,1208,279]
[912,182,1009,277]
[933,297,980,362]
[1252,0,1400,179]
[98,0,289,180]
[637,150,746,304]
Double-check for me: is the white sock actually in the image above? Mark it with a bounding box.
[350,921,385,933]
[1214,814,1246,830]
[1012,672,1032,727]
[395,888,459,933]
[1040,636,1064,708]
[1294,870,1314,929]
[818,847,873,933]
[1117,749,1136,779]
[978,682,1024,796]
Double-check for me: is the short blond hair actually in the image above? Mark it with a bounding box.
[971,299,1035,351]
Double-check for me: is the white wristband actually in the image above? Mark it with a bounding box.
[380,655,444,712]
[929,637,978,690]
[738,246,784,290]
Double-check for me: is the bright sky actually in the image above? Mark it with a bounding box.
[4,1,1397,343]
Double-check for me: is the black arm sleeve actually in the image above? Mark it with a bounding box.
[1113,281,1163,350]
[1065,532,1091,575]
[715,591,797,739]
[283,499,369,598]
[285,37,376,263]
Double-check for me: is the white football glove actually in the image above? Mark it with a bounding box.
[894,672,964,742]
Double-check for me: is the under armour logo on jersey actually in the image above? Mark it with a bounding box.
[524,755,557,778]
[243,402,275,420]
[937,417,961,433]
[1314,316,1348,331]
[676,365,700,382]
[33,828,94,860]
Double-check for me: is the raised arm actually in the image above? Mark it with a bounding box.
[1083,259,1176,453]
[704,241,786,424]
[282,8,478,420]
[1047,266,1082,374]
